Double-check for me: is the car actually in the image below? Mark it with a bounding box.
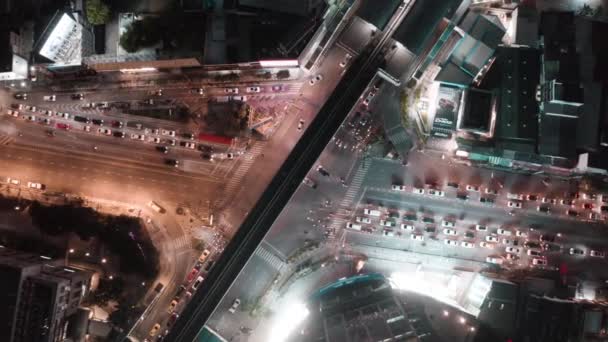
[97,128,111,135]
[152,137,161,144]
[507,201,522,208]
[297,119,305,131]
[569,248,585,256]
[475,224,488,231]
[480,197,495,204]
[167,139,176,146]
[339,53,352,67]
[111,120,123,128]
[156,146,169,153]
[113,131,125,138]
[167,312,179,327]
[26,115,36,122]
[316,165,330,177]
[566,209,579,217]
[165,159,179,167]
[224,88,239,94]
[383,229,395,237]
[428,189,445,197]
[444,239,459,246]
[309,74,323,85]
[542,243,562,252]
[84,125,91,132]
[485,188,498,195]
[27,182,45,190]
[507,193,524,200]
[515,230,527,238]
[583,203,594,210]
[411,234,424,241]
[479,242,494,249]
[505,246,521,254]
[425,226,437,233]
[362,91,376,106]
[540,234,557,242]
[131,134,145,141]
[380,220,395,227]
[497,228,512,236]
[466,185,480,192]
[526,194,538,201]
[541,197,557,204]
[302,177,317,189]
[443,228,457,236]
[356,217,372,224]
[229,298,241,313]
[461,241,474,248]
[346,222,362,230]
[14,93,27,100]
[505,253,518,260]
[531,258,547,266]
[441,220,455,228]
[149,323,161,337]
[590,250,605,258]
[180,141,196,149]
[174,285,187,300]
[537,206,550,213]
[192,276,204,290]
[168,300,178,313]
[447,182,459,189]
[56,123,71,130]
[401,223,415,231]
[421,216,435,224]
[161,129,176,137]
[42,95,56,102]
[589,212,602,220]
[486,235,499,243]
[193,88,204,95]
[412,188,425,195]
[403,213,417,221]
[6,109,19,117]
[6,177,21,185]
[465,231,475,238]
[502,238,516,245]
[186,268,198,283]
[198,249,211,263]
[456,193,469,201]
[486,256,503,265]
[525,241,541,249]
[71,93,84,100]
[246,86,261,93]
[561,199,574,206]
[153,89,163,96]
[271,84,283,92]
[391,184,407,192]
[527,249,542,256]
[42,118,51,125]
[92,119,104,126]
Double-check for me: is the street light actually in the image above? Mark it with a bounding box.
[85,252,90,257]
[69,248,75,253]
[443,310,449,317]
[459,316,467,324]
[101,258,107,264]
[469,327,475,332]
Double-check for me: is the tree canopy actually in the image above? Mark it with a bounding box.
[86,0,111,25]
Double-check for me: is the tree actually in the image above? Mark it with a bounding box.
[276,70,290,79]
[119,17,162,53]
[86,0,111,26]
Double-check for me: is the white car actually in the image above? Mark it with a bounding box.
[224,88,239,94]
[444,239,459,246]
[531,258,547,266]
[486,235,499,243]
[443,228,457,236]
[362,91,376,106]
[485,188,498,195]
[590,250,605,258]
[246,86,261,93]
[486,256,503,265]
[228,298,241,313]
[45,110,53,116]
[569,248,586,256]
[339,53,352,67]
[84,125,91,132]
[184,142,196,149]
[43,95,56,101]
[391,184,406,191]
[152,137,161,144]
[466,185,480,192]
[412,188,425,195]
[508,201,522,208]
[475,224,487,231]
[461,241,474,248]
[6,109,18,117]
[428,189,445,197]
[167,139,176,146]
[27,182,44,190]
[505,246,521,254]
[527,249,542,256]
[400,223,415,231]
[497,228,512,236]
[515,230,527,238]
[161,130,176,137]
[7,177,20,185]
[479,241,494,249]
[98,128,112,135]
[131,134,145,141]
[346,223,362,230]
[505,253,517,260]
[411,234,424,241]
[309,74,323,85]
[27,115,36,122]
[42,118,51,125]
[380,220,394,227]
[356,217,371,224]
[61,112,70,119]
[441,220,455,228]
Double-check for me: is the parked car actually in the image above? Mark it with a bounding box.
[228,298,241,313]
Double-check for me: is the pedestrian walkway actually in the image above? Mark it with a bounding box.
[0,134,14,146]
[342,162,369,206]
[255,246,285,271]
[218,141,266,204]
[172,235,192,251]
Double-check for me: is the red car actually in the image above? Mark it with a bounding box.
[167,313,179,327]
[56,123,71,130]
[186,268,198,283]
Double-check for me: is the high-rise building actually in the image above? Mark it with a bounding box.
[0,248,91,342]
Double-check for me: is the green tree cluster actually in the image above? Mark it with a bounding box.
[119,17,163,53]
[86,0,111,25]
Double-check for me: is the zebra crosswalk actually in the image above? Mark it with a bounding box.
[255,246,285,271]
[341,163,369,207]
[0,134,14,146]
[172,235,191,250]
[220,142,266,197]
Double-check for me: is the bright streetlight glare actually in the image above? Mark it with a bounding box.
[268,301,309,342]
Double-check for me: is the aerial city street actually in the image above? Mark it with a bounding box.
[1,0,608,342]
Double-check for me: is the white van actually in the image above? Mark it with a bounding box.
[363,208,381,217]
[346,222,362,230]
